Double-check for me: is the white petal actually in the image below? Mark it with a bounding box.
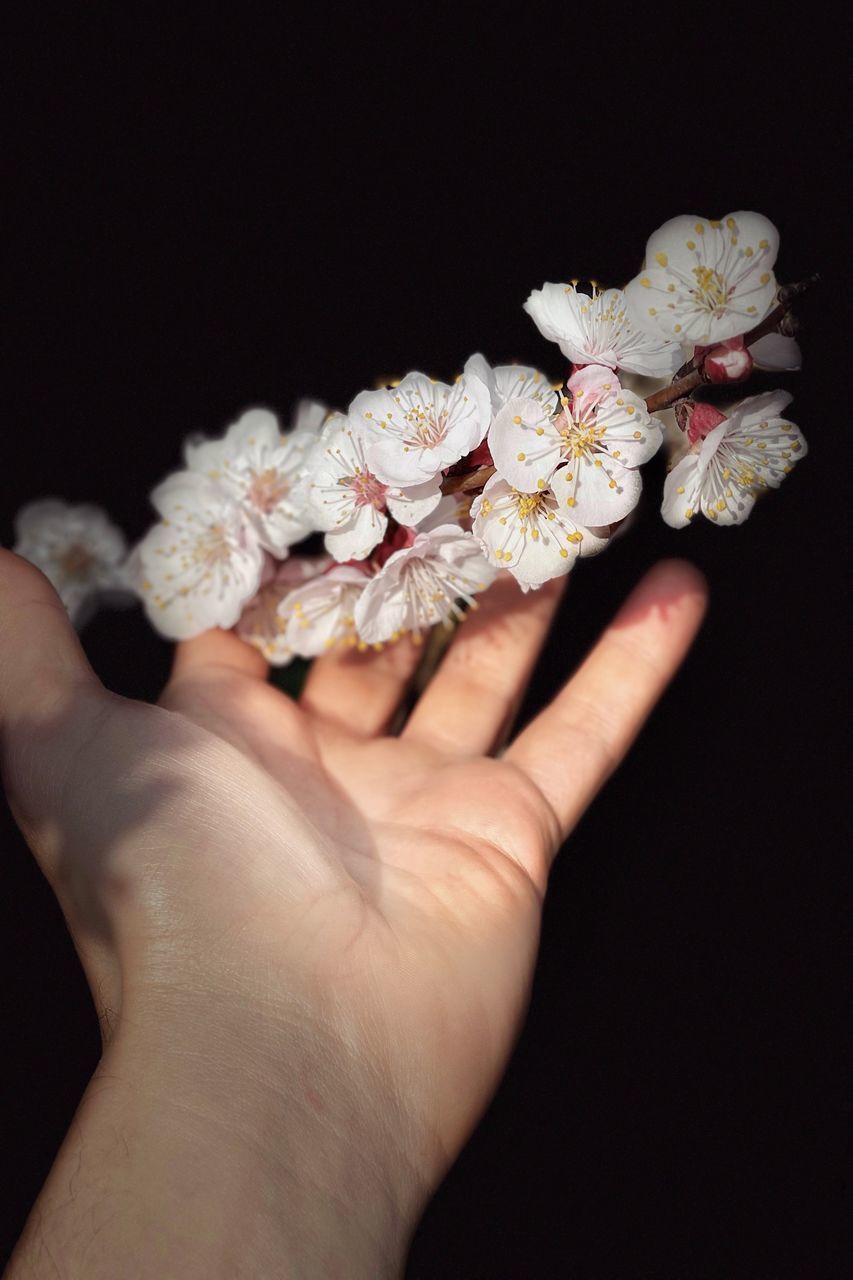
[385,477,443,526]
[554,455,642,526]
[661,455,704,529]
[292,398,328,435]
[489,396,562,489]
[278,566,368,657]
[463,352,496,400]
[750,333,802,371]
[324,504,387,562]
[595,392,664,467]
[524,283,592,355]
[723,211,779,269]
[492,364,558,413]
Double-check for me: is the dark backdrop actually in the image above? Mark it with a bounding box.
[1,9,848,1277]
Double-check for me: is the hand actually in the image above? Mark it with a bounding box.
[0,549,706,1277]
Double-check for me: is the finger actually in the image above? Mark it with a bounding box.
[168,627,269,688]
[300,634,423,736]
[0,549,102,734]
[403,574,566,756]
[505,559,707,843]
[0,551,121,1023]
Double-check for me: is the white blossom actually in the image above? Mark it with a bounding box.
[12,499,128,626]
[471,474,609,588]
[349,371,491,487]
[523,283,682,377]
[133,471,265,640]
[489,364,662,526]
[625,212,779,346]
[185,403,323,556]
[237,554,332,663]
[306,412,441,562]
[277,564,370,657]
[662,391,807,528]
[354,525,495,643]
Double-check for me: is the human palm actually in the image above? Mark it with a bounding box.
[0,550,706,1203]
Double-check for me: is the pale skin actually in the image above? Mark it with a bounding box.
[0,548,707,1278]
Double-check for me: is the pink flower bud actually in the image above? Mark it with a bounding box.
[702,336,754,384]
[680,401,729,445]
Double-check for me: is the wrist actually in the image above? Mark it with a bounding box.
[9,989,428,1279]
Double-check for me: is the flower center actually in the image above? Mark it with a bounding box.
[248,467,288,513]
[514,491,548,518]
[59,543,95,578]
[403,402,449,450]
[561,414,606,459]
[346,468,388,509]
[190,524,231,566]
[691,265,729,313]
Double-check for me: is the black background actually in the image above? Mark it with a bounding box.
[1,8,848,1277]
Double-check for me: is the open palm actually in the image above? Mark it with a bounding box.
[0,550,706,1201]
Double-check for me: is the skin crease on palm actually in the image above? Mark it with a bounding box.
[0,547,706,1272]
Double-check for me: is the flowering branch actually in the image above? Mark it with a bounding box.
[13,210,811,650]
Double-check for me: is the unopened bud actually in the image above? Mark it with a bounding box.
[702,336,754,384]
[678,400,729,445]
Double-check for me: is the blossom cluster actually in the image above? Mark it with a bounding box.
[11,210,809,658]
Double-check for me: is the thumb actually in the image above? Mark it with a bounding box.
[0,548,102,738]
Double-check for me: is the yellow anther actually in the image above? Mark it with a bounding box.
[513,415,522,424]
[654,251,668,267]
[517,452,526,461]
[676,486,685,494]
